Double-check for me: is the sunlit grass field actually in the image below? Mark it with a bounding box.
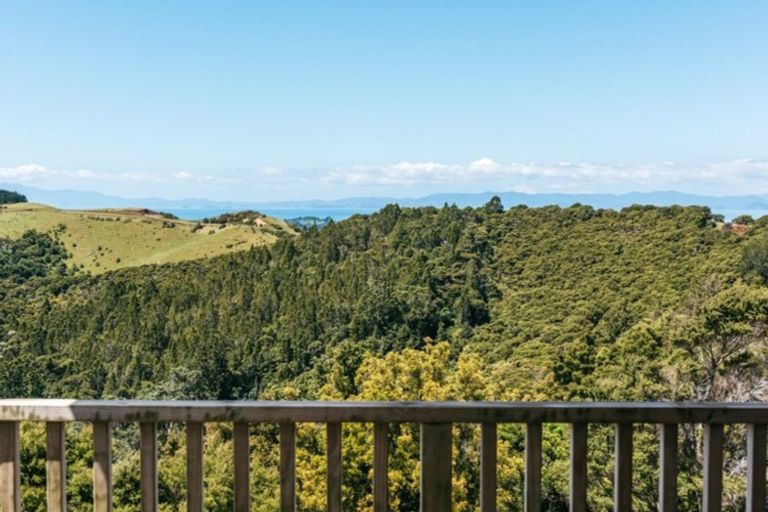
[0,203,294,274]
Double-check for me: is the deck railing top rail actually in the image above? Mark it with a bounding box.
[1,399,768,423]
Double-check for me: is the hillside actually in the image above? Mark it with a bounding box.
[4,201,768,510]
[0,202,295,273]
[1,202,750,398]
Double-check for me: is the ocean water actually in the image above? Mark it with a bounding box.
[164,207,378,221]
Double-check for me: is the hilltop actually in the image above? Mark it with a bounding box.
[0,202,295,273]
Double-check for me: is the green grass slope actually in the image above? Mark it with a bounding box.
[0,202,295,273]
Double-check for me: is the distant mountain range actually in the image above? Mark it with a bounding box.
[3,183,768,221]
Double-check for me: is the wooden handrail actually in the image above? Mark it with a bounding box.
[2,399,768,423]
[0,400,767,512]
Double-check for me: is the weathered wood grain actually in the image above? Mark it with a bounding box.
[703,424,724,512]
[659,423,678,512]
[480,423,497,512]
[420,423,452,512]
[46,422,67,512]
[326,422,342,512]
[140,422,157,512]
[93,421,112,512]
[280,422,296,512]
[569,423,587,512]
[525,423,542,512]
[233,422,250,512]
[747,423,767,512]
[3,399,768,424]
[614,423,633,512]
[0,421,20,512]
[186,422,204,512]
[373,423,389,512]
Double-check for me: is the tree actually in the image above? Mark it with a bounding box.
[0,189,27,204]
[732,214,755,225]
[482,196,504,214]
[741,233,768,284]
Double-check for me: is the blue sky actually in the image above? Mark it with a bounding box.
[1,1,767,200]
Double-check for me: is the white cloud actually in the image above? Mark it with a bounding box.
[0,164,169,183]
[0,163,56,180]
[468,157,501,173]
[254,166,284,176]
[0,164,228,185]
[3,159,768,198]
[319,158,768,194]
[173,171,194,180]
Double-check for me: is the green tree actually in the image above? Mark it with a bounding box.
[0,189,27,204]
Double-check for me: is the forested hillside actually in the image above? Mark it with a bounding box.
[3,200,768,510]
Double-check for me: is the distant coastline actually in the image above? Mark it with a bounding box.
[3,182,768,222]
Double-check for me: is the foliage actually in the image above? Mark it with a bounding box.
[741,231,768,284]
[732,214,754,225]
[5,202,768,510]
[0,189,27,204]
[202,210,266,224]
[0,230,69,283]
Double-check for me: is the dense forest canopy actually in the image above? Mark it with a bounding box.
[0,188,27,204]
[4,200,768,510]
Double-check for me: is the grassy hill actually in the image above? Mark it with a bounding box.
[0,202,294,273]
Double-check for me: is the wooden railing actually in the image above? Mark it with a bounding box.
[0,400,767,511]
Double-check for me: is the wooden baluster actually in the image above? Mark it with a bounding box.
[570,423,587,512]
[233,422,250,512]
[0,421,20,512]
[186,422,204,512]
[373,423,389,512]
[480,423,497,512]
[659,424,678,512]
[280,422,296,512]
[703,424,724,512]
[327,422,342,512]
[140,422,158,512]
[526,423,542,512]
[614,423,633,512]
[93,421,113,512]
[747,424,766,512]
[420,423,452,512]
[46,422,67,512]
